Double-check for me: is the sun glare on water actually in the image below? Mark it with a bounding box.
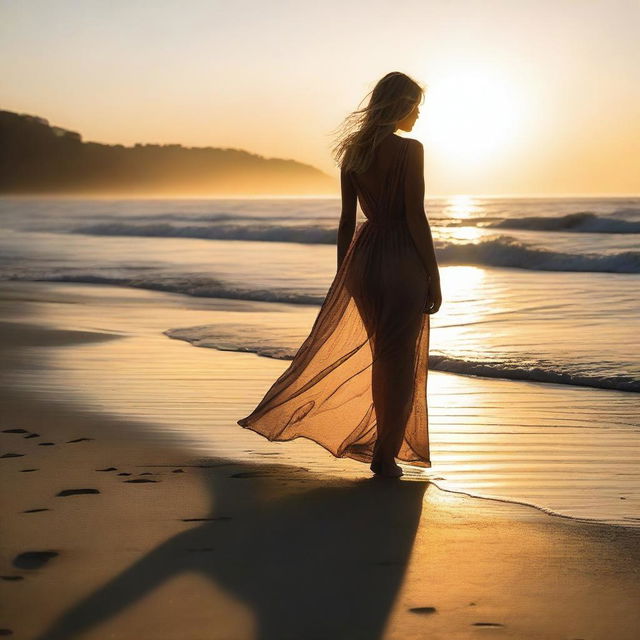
[446,194,479,219]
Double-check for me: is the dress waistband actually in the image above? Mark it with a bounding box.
[364,218,405,227]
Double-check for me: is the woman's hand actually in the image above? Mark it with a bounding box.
[425,278,442,314]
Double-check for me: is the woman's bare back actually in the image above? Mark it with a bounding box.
[352,134,406,201]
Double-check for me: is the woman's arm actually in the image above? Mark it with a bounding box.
[337,166,357,270]
[404,139,441,285]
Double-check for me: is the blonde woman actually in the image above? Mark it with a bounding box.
[238,71,442,478]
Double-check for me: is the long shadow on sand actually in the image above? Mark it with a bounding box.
[34,461,427,640]
[0,297,427,640]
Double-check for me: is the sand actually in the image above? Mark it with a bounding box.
[1,281,639,640]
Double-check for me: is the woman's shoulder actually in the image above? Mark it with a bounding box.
[401,136,423,150]
[388,134,422,159]
[402,137,424,163]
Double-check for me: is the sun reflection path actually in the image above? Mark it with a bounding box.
[445,195,479,219]
[434,195,486,242]
[430,265,490,353]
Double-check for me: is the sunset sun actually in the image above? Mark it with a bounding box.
[417,70,528,168]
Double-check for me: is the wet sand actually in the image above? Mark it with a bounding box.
[1,281,640,640]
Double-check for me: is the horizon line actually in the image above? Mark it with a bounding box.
[1,193,638,201]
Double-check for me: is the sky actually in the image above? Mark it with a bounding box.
[1,0,639,196]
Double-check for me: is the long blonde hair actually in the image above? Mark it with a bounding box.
[330,71,425,174]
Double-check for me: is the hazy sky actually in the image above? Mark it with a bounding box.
[2,0,639,196]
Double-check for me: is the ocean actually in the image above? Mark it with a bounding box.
[1,195,639,525]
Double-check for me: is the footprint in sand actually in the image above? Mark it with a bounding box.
[66,437,94,443]
[23,508,49,513]
[172,469,185,473]
[2,429,28,434]
[408,606,437,614]
[124,478,157,483]
[96,467,117,472]
[1,453,24,458]
[56,488,100,497]
[13,550,58,569]
[472,622,505,627]
[0,628,13,635]
[117,472,131,476]
[38,442,55,446]
[24,433,40,439]
[19,468,39,472]
[1,576,24,581]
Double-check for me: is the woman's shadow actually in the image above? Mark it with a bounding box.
[34,458,428,640]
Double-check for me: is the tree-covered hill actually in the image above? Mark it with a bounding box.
[0,110,337,196]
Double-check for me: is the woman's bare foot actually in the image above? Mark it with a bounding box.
[370,458,403,478]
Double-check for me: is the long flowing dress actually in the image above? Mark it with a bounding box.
[237,135,431,468]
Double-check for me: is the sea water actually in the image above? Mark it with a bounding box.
[2,195,638,390]
[1,195,638,525]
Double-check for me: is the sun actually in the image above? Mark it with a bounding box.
[415,69,528,169]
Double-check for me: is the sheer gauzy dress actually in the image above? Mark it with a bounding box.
[237,136,431,468]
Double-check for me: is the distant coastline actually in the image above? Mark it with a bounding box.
[0,110,338,196]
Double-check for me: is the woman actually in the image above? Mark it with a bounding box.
[238,71,442,478]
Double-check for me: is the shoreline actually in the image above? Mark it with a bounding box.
[1,279,639,527]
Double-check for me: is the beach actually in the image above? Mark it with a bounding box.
[3,0,640,634]
[2,280,640,640]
